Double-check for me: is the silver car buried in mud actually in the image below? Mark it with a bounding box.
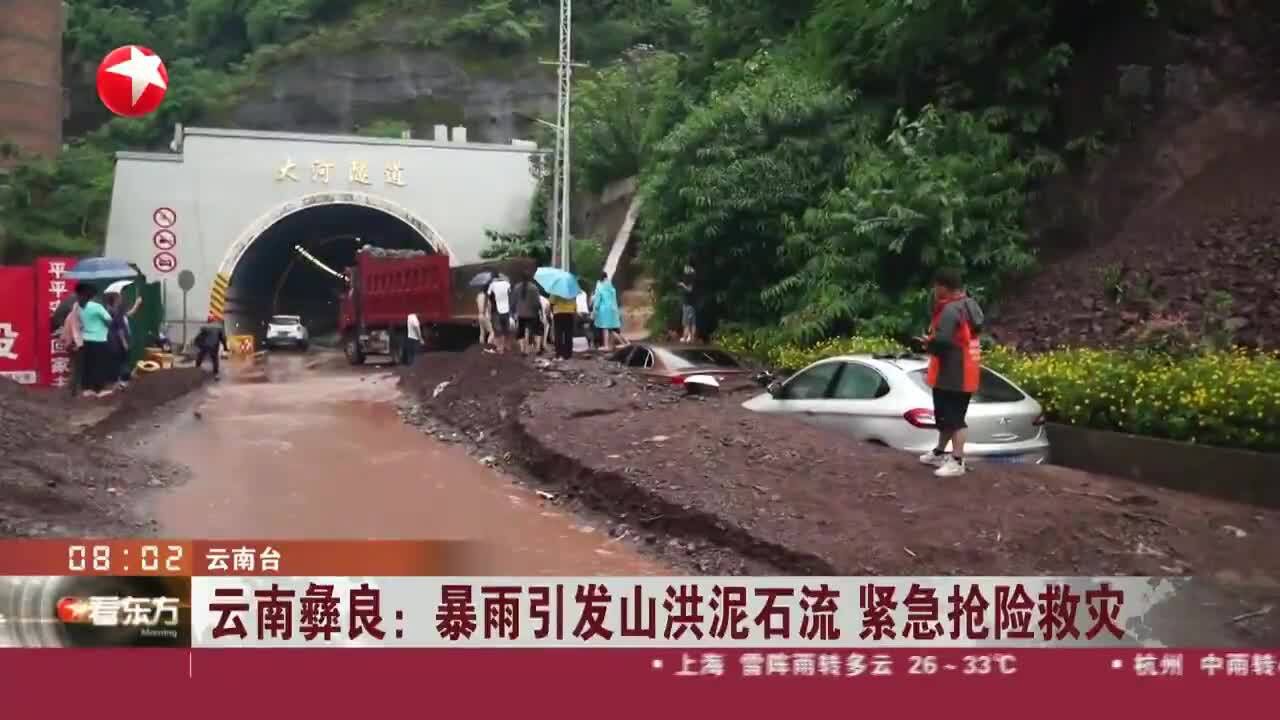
[742,353,1050,464]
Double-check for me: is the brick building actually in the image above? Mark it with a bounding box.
[0,0,64,166]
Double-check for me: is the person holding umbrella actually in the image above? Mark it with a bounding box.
[533,267,582,360]
[76,284,115,398]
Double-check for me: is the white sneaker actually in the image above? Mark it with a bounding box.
[934,457,967,477]
[919,451,947,466]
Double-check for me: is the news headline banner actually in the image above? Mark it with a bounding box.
[183,577,1200,648]
[0,540,480,576]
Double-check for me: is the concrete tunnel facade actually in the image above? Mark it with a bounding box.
[103,126,544,342]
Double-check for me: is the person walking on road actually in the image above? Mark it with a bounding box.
[538,293,552,355]
[550,293,577,360]
[575,288,595,351]
[194,323,229,380]
[77,285,115,398]
[476,288,493,348]
[510,274,543,355]
[592,272,627,352]
[677,264,697,343]
[59,285,88,396]
[486,276,512,354]
[104,290,142,390]
[915,268,985,478]
[404,312,422,365]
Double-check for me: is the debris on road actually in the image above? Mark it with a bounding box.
[1,371,202,537]
[398,346,1280,637]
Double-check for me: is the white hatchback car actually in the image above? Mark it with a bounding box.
[263,315,309,351]
[742,353,1050,465]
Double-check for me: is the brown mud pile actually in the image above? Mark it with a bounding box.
[998,129,1280,350]
[404,348,1280,571]
[402,348,1280,640]
[1,369,206,537]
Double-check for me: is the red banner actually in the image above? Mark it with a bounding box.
[34,257,77,388]
[0,266,37,384]
[0,649,1268,714]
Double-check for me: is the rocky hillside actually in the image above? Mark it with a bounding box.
[995,4,1280,350]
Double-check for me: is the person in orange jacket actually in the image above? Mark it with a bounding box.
[914,268,985,477]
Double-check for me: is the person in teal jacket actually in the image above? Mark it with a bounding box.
[591,272,627,352]
[77,285,115,397]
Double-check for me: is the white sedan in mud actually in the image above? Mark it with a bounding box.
[742,353,1050,464]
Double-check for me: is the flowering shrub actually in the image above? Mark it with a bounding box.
[718,331,1280,452]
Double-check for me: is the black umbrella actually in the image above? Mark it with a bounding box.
[469,271,508,288]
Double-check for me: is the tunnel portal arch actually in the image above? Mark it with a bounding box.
[217,191,454,280]
[211,191,455,326]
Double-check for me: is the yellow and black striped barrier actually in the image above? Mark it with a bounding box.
[208,272,229,322]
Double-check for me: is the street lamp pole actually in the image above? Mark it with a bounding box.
[540,0,586,272]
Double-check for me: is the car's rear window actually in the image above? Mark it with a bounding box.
[662,349,741,368]
[271,316,301,325]
[908,368,1026,403]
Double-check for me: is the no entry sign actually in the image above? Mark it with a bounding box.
[153,207,177,228]
[153,228,176,250]
[153,251,177,273]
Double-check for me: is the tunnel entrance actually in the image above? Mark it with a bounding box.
[225,202,439,340]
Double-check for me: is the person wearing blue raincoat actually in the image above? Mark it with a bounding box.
[591,272,627,351]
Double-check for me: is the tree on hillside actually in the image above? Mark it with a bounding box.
[638,53,862,335]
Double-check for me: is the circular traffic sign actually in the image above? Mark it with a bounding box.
[153,207,177,227]
[177,269,195,291]
[153,252,177,273]
[96,45,168,118]
[153,228,176,250]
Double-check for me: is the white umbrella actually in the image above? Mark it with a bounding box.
[104,280,132,295]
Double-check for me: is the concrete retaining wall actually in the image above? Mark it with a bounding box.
[1047,423,1280,508]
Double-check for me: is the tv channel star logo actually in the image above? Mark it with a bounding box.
[0,576,190,648]
[96,45,168,117]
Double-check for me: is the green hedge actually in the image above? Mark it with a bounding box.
[716,330,1280,453]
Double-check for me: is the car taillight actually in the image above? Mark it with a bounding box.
[1033,413,1046,426]
[670,375,686,385]
[904,408,936,429]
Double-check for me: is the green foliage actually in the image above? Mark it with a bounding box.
[0,143,115,262]
[356,119,413,138]
[441,0,543,51]
[570,237,607,286]
[639,53,863,333]
[717,329,1280,452]
[770,105,1053,341]
[570,51,681,193]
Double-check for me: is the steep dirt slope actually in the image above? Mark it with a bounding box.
[997,124,1280,350]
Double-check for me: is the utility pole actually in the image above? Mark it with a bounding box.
[539,0,586,271]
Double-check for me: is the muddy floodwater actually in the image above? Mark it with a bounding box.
[143,352,665,575]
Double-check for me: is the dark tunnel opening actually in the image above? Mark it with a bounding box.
[227,203,434,339]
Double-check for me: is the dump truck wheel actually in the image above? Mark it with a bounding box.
[344,334,365,365]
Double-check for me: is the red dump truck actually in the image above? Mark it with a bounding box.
[339,250,452,365]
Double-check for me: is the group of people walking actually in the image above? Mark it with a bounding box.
[57,282,142,398]
[478,271,627,359]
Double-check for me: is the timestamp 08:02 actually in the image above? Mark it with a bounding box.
[68,544,184,574]
[909,655,1017,675]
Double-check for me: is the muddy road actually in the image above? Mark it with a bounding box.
[141,351,664,575]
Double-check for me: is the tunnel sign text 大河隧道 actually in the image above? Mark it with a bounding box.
[276,158,407,187]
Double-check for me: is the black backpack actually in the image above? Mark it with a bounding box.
[50,296,76,334]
